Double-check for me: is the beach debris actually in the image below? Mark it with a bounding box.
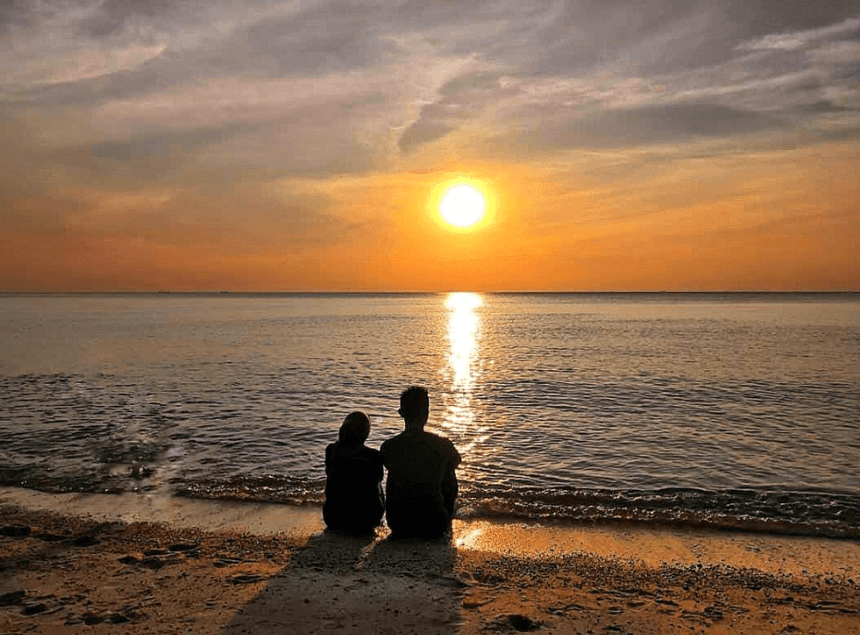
[67,606,138,627]
[82,612,105,625]
[214,557,244,567]
[1,524,31,537]
[140,556,165,569]
[490,613,543,632]
[168,543,198,552]
[0,590,26,606]
[547,602,587,614]
[21,601,47,615]
[130,463,154,480]
[228,573,266,584]
[117,553,168,569]
[15,594,66,618]
[68,534,100,547]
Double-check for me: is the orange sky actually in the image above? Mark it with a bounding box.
[2,2,859,291]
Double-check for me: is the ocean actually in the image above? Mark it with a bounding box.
[1,292,858,538]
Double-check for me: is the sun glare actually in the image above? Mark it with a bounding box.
[439,184,486,228]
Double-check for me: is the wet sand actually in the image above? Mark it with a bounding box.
[2,487,858,634]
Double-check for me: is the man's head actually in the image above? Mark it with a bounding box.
[399,385,429,430]
[339,411,371,445]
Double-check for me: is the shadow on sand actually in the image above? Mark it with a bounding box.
[222,529,464,634]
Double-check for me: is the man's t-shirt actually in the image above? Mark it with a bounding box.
[380,429,461,538]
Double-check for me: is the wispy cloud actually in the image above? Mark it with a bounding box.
[737,16,860,51]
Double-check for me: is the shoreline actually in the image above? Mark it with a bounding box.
[2,487,858,578]
[2,486,859,634]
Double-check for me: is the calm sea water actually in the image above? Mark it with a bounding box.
[1,293,858,537]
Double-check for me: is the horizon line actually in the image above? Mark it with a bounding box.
[1,289,858,295]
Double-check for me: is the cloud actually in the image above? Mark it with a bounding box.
[398,71,514,152]
[234,3,397,76]
[494,102,784,153]
[89,126,228,161]
[0,0,176,91]
[76,0,187,39]
[6,1,859,155]
[736,16,860,52]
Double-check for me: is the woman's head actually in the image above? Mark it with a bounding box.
[339,411,371,445]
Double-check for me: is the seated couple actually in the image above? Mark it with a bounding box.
[323,386,461,539]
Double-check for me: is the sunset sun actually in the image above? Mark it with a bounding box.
[439,184,486,228]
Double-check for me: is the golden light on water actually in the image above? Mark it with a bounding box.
[443,292,488,454]
[446,292,482,389]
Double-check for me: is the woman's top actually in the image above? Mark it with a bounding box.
[323,441,385,534]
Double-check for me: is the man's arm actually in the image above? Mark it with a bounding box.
[448,440,461,470]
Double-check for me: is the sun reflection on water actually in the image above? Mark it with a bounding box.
[443,293,488,455]
[446,292,482,390]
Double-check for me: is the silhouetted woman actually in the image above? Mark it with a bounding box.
[323,411,385,534]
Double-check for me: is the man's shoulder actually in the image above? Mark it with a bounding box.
[380,430,425,452]
[380,433,400,450]
[421,430,454,447]
[379,433,404,458]
[424,431,461,465]
[417,431,459,465]
[381,430,456,452]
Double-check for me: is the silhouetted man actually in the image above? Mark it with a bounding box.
[381,386,461,538]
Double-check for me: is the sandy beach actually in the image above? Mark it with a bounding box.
[2,487,858,634]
